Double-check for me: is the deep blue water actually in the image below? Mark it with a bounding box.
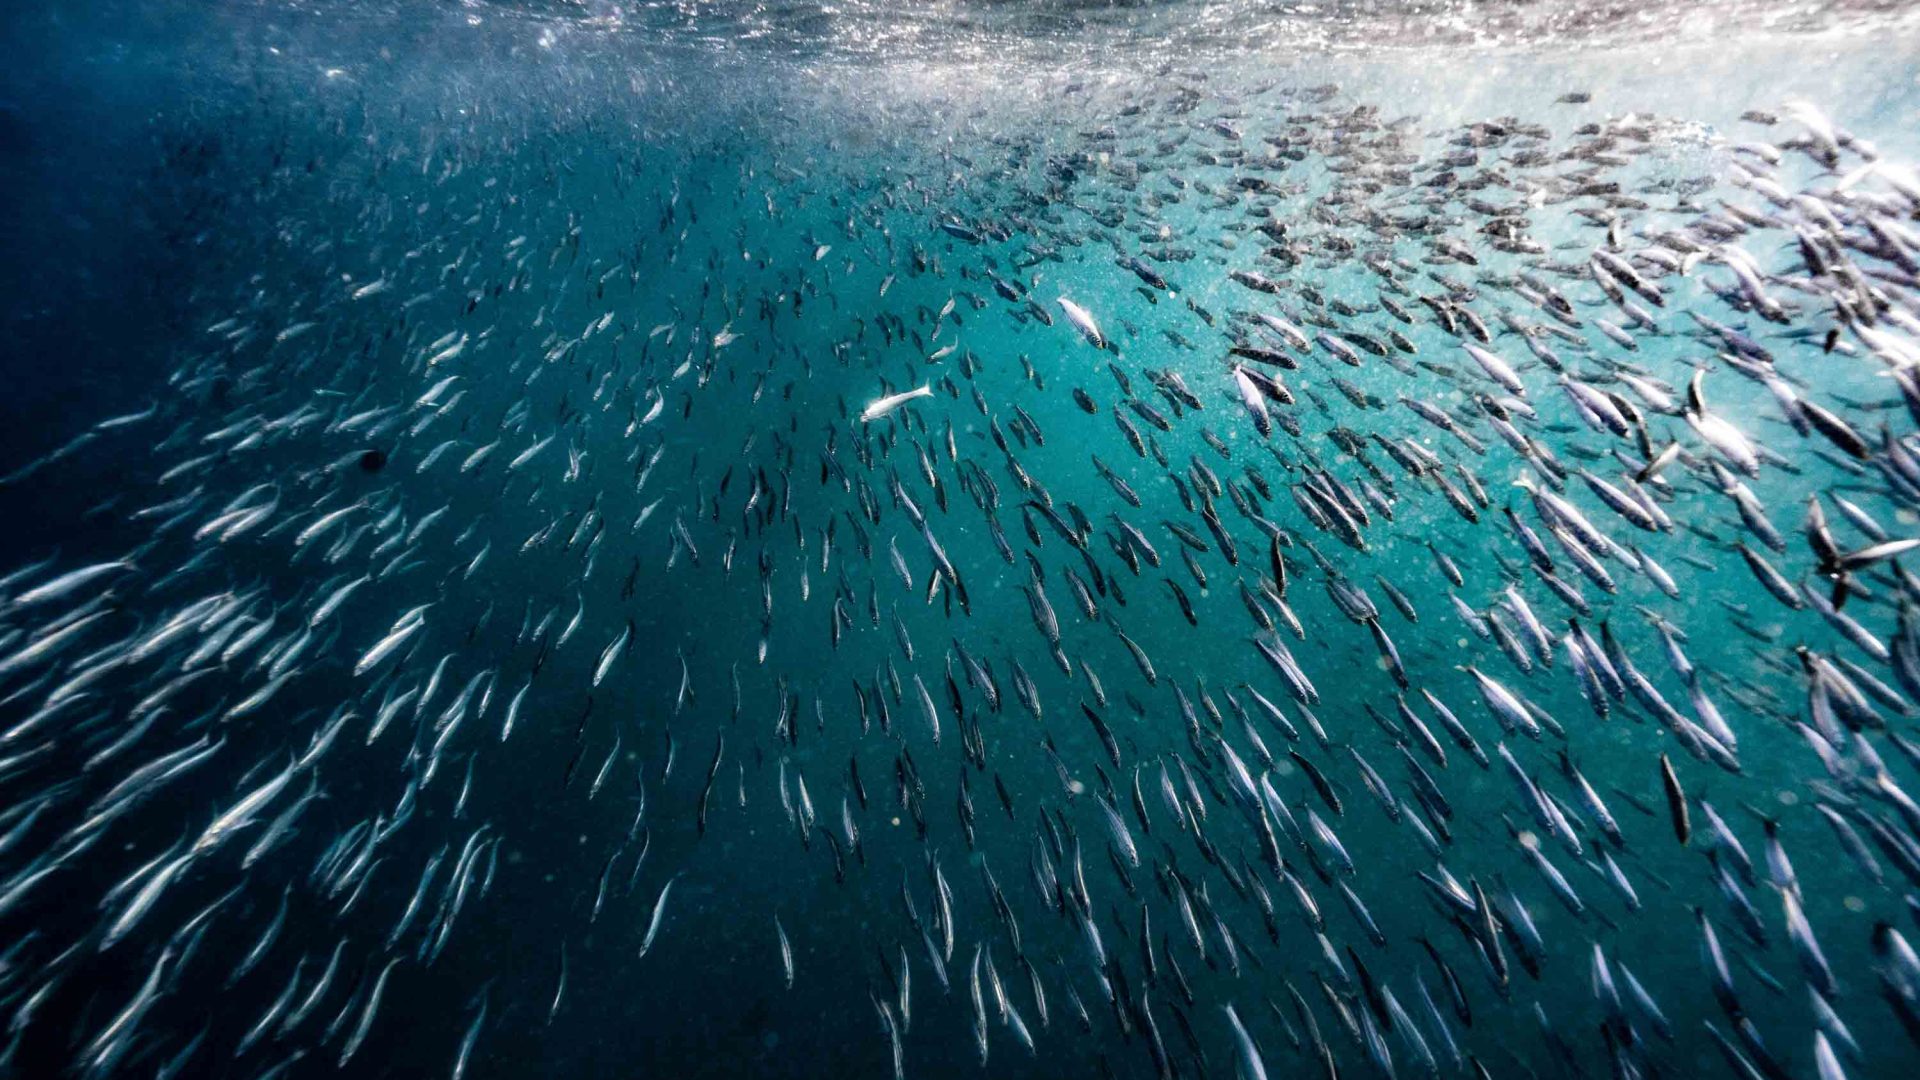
[6,4,1920,1079]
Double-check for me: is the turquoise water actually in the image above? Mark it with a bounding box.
[5,4,1920,1078]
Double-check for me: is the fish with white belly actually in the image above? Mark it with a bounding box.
[859,384,933,423]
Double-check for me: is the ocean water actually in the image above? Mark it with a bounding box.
[6,3,1920,1079]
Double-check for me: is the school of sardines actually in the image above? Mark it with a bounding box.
[12,59,1920,1080]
